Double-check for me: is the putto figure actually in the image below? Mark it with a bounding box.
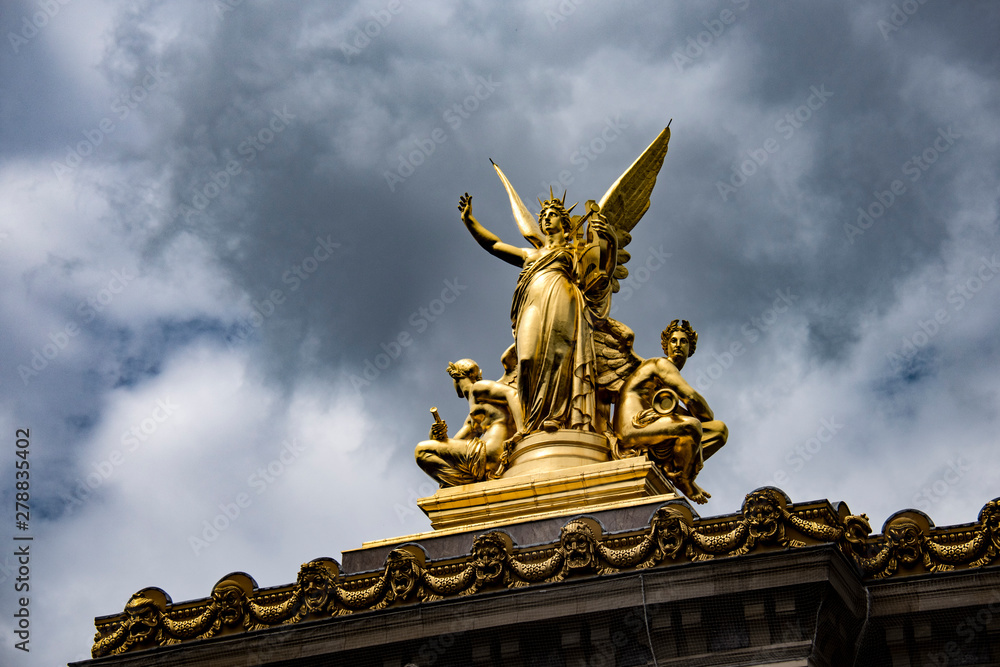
[614,320,728,503]
[414,359,523,486]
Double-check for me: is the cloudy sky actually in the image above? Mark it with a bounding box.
[1,0,998,663]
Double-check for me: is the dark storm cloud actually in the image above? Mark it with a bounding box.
[1,2,999,664]
[60,0,997,475]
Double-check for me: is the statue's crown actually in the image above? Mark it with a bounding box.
[537,187,577,217]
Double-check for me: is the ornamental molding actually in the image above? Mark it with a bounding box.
[91,489,1000,657]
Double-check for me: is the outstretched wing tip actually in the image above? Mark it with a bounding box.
[599,127,672,296]
[492,160,544,247]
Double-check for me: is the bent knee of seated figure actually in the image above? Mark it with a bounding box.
[622,414,695,446]
[414,442,431,465]
[675,415,702,438]
[707,420,728,441]
[415,440,448,463]
[700,420,728,460]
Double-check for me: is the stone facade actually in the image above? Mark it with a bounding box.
[75,490,1000,666]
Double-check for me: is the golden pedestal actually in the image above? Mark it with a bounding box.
[501,429,613,478]
[416,431,678,532]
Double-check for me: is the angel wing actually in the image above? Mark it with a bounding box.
[594,317,643,395]
[492,159,544,248]
[597,126,671,293]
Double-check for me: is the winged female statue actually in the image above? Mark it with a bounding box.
[459,126,672,437]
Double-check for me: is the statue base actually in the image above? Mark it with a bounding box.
[501,429,612,477]
[416,449,678,531]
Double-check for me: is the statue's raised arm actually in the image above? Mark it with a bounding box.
[458,193,527,268]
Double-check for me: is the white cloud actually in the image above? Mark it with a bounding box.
[1,2,998,665]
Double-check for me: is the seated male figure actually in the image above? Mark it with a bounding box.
[613,320,728,504]
[415,359,523,487]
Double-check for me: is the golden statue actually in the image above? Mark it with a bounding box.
[458,192,614,433]
[414,359,523,486]
[458,126,672,435]
[414,125,733,507]
[613,320,728,503]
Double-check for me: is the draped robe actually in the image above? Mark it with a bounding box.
[510,246,600,432]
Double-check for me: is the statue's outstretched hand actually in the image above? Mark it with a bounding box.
[590,214,615,241]
[430,421,448,441]
[458,193,473,221]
